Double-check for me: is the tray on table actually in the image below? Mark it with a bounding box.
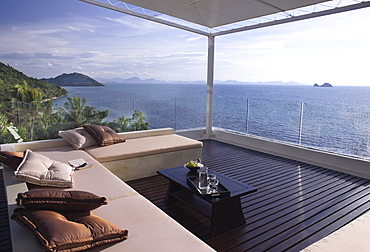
[187,176,230,197]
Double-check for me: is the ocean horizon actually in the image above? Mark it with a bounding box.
[53,83,370,159]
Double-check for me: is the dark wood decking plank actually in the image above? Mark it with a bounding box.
[1,140,369,252]
[127,140,370,252]
[0,167,11,252]
[223,181,370,251]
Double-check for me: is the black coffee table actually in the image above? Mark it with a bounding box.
[157,166,257,236]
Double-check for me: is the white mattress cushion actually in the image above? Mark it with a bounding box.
[91,196,216,252]
[85,134,203,163]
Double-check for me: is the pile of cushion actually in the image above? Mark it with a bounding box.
[0,124,127,188]
[0,149,130,251]
[0,125,130,251]
[58,124,126,150]
[11,189,128,252]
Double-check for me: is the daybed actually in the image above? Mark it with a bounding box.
[1,127,214,252]
[301,211,370,252]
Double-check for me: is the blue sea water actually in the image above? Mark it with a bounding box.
[53,84,370,159]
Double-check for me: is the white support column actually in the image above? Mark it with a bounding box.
[205,35,215,137]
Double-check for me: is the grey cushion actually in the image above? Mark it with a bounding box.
[13,149,74,187]
[58,127,99,150]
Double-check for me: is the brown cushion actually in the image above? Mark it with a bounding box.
[11,208,128,252]
[0,151,24,169]
[16,189,108,212]
[58,127,99,150]
[83,125,125,146]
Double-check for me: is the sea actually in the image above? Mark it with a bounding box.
[53,84,370,159]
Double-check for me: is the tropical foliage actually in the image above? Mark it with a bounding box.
[0,62,67,102]
[0,95,149,143]
[0,63,149,144]
[103,110,149,132]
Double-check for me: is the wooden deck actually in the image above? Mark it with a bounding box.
[127,140,370,252]
[0,167,12,252]
[1,139,369,252]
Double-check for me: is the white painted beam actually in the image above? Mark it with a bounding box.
[79,0,209,36]
[205,36,215,137]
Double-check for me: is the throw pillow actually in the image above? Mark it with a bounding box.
[13,149,74,187]
[58,127,99,149]
[16,189,108,212]
[11,208,128,252]
[83,124,125,146]
[0,151,24,169]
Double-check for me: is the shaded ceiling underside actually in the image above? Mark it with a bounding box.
[80,0,370,36]
[119,0,328,28]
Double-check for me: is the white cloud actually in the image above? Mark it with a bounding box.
[1,2,370,85]
[213,7,370,86]
[186,35,203,42]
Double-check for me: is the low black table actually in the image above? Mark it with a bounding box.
[157,166,257,236]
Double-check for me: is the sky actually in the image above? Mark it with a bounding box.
[1,0,370,86]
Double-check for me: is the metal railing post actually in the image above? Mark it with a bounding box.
[298,102,304,145]
[174,98,177,130]
[246,98,249,134]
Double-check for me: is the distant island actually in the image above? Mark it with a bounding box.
[42,73,104,86]
[314,83,333,87]
[96,77,304,86]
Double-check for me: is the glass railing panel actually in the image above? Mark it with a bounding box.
[173,97,206,130]
[92,99,135,122]
[213,97,248,133]
[1,101,65,143]
[213,98,302,144]
[93,97,206,130]
[2,98,369,161]
[133,98,177,130]
[247,99,302,144]
[301,103,370,159]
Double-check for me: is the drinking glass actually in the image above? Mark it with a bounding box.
[207,174,219,193]
[207,173,217,182]
[198,166,208,189]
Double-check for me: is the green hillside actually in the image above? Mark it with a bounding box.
[0,62,67,102]
[42,72,104,86]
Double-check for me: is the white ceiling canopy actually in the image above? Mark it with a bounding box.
[80,0,370,36]
[120,0,329,28]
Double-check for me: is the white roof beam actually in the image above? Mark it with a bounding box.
[79,0,210,36]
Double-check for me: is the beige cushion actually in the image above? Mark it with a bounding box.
[31,147,140,200]
[13,149,74,187]
[85,134,203,163]
[58,127,99,149]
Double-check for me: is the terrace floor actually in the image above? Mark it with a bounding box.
[0,167,12,252]
[127,139,370,252]
[1,139,370,252]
